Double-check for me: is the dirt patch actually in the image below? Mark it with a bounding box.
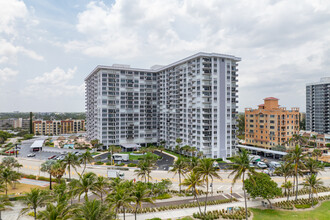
[0,183,48,195]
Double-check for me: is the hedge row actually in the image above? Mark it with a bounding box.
[193,207,251,220]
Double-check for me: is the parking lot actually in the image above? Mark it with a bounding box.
[13,137,85,161]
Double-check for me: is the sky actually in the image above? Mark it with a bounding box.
[1,0,330,113]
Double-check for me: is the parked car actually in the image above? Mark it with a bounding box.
[256,161,268,169]
[61,151,67,155]
[48,155,57,160]
[27,153,36,157]
[269,161,281,169]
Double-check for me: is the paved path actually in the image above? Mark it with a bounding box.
[18,178,50,187]
[122,191,330,220]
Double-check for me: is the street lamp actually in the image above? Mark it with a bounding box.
[15,144,18,158]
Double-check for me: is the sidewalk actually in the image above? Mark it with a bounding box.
[122,191,330,220]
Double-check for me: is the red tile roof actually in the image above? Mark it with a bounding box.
[264,97,279,100]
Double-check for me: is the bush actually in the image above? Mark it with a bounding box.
[295,201,318,209]
[127,163,137,167]
[216,158,223,162]
[146,218,161,220]
[154,193,172,200]
[95,161,104,165]
[23,134,34,140]
[106,162,112,165]
[115,163,125,166]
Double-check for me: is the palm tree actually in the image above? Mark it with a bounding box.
[174,145,181,154]
[62,152,80,181]
[37,202,72,220]
[90,139,99,151]
[107,145,121,165]
[132,182,154,220]
[181,171,204,216]
[301,174,323,207]
[305,157,324,177]
[40,160,56,190]
[228,149,255,220]
[0,195,13,220]
[281,181,293,201]
[50,161,66,183]
[285,145,307,200]
[0,156,22,170]
[191,147,197,157]
[0,168,20,195]
[69,172,97,201]
[287,134,308,148]
[187,157,199,170]
[72,199,113,220]
[94,176,109,203]
[21,188,50,220]
[274,161,293,196]
[135,158,154,183]
[195,158,222,213]
[79,150,94,176]
[106,186,134,220]
[169,157,187,192]
[312,148,322,161]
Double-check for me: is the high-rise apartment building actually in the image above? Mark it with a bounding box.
[33,119,85,135]
[85,52,240,158]
[306,77,330,134]
[245,97,299,149]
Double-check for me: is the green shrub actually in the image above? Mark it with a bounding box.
[106,162,112,165]
[95,161,104,165]
[115,163,125,166]
[127,163,137,167]
[154,193,172,200]
[146,218,161,220]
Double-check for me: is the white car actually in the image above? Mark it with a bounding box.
[269,161,281,169]
[27,153,36,157]
[256,161,268,169]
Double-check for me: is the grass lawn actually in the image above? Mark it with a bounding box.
[129,152,161,160]
[251,201,330,220]
[91,152,100,156]
[0,183,48,195]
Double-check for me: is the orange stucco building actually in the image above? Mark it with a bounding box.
[245,97,299,149]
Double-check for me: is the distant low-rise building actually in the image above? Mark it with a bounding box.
[0,118,30,130]
[33,119,85,135]
[245,97,299,149]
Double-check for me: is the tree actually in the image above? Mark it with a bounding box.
[40,160,56,190]
[271,145,286,152]
[0,196,13,220]
[1,157,22,170]
[301,174,323,207]
[62,152,80,181]
[169,157,187,192]
[107,145,121,165]
[134,161,151,183]
[21,188,50,220]
[0,168,20,195]
[181,171,204,216]
[132,182,154,220]
[90,139,99,150]
[237,114,245,136]
[79,150,94,176]
[72,199,113,220]
[69,172,97,201]
[49,161,66,183]
[37,202,72,220]
[287,134,308,148]
[274,161,293,196]
[106,183,134,220]
[285,145,307,200]
[312,148,322,161]
[194,158,221,213]
[244,173,282,208]
[94,176,109,203]
[305,157,324,178]
[228,149,255,220]
[281,181,293,201]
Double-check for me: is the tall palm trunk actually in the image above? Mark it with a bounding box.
[49,174,52,190]
[242,172,248,220]
[295,172,299,200]
[204,178,209,214]
[81,162,87,176]
[68,165,71,181]
[284,176,287,196]
[179,172,181,192]
[311,191,314,207]
[123,207,126,220]
[287,189,290,201]
[33,207,37,220]
[135,207,138,220]
[193,188,203,216]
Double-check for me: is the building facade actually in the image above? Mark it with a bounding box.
[33,120,85,135]
[245,97,299,149]
[0,118,30,130]
[85,52,240,158]
[306,77,330,134]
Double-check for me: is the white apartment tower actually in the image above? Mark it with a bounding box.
[85,52,241,158]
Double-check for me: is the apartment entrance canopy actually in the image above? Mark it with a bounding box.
[121,144,141,152]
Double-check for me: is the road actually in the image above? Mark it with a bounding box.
[2,155,330,195]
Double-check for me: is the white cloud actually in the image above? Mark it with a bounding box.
[23,67,84,97]
[0,39,44,64]
[0,0,28,35]
[63,0,330,111]
[0,67,18,83]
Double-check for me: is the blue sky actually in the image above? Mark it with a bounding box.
[1,0,330,112]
